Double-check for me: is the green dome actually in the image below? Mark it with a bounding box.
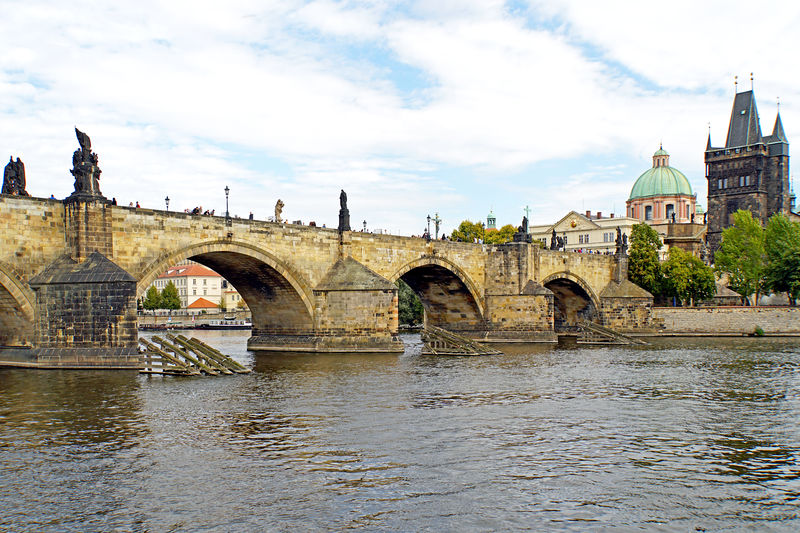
[695,204,705,214]
[629,165,693,200]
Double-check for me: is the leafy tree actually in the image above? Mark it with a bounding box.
[142,285,161,311]
[764,214,800,305]
[662,247,716,306]
[484,224,517,244]
[628,223,663,297]
[397,279,424,326]
[714,210,766,305]
[160,281,182,310]
[450,220,485,243]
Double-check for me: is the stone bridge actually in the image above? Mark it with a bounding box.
[0,195,652,367]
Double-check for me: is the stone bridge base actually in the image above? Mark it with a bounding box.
[248,334,404,353]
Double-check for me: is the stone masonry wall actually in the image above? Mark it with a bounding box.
[0,196,66,281]
[653,306,800,335]
[601,298,654,332]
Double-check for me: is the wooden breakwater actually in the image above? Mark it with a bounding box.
[139,334,251,376]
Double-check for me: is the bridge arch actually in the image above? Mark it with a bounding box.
[391,256,485,331]
[541,272,600,331]
[0,261,36,345]
[136,240,314,335]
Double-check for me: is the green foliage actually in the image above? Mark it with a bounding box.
[397,279,424,326]
[628,223,664,297]
[754,326,765,337]
[714,210,766,305]
[764,214,800,305]
[662,247,716,305]
[142,285,161,310]
[484,224,517,244]
[450,220,485,243]
[160,281,182,310]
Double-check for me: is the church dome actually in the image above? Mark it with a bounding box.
[629,146,693,200]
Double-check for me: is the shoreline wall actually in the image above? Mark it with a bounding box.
[653,306,800,335]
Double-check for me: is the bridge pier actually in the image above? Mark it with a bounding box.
[247,256,403,353]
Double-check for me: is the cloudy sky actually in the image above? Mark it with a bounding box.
[1,0,798,235]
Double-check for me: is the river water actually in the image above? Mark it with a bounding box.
[1,332,799,531]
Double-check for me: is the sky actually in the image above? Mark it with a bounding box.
[2,0,799,236]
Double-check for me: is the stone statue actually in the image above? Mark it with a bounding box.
[338,189,351,232]
[274,199,284,223]
[550,229,557,250]
[2,156,29,196]
[615,227,628,255]
[69,127,103,197]
[521,216,528,234]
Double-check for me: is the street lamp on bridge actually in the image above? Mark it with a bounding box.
[224,185,230,225]
[165,196,170,211]
[426,214,431,241]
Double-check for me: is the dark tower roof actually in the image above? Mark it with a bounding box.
[769,112,787,143]
[725,90,763,147]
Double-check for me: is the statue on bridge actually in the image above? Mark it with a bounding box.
[550,229,557,250]
[338,189,351,232]
[615,227,628,256]
[2,156,29,196]
[69,127,103,198]
[274,199,284,223]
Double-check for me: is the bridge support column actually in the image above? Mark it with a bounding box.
[247,257,403,353]
[483,243,557,342]
[27,252,140,368]
[599,256,655,333]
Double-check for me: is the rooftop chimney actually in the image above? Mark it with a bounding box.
[596,211,602,219]
[610,213,615,218]
[585,210,591,218]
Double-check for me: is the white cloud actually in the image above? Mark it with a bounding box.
[1,1,797,235]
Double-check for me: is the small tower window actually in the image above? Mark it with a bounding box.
[645,206,653,220]
[666,204,675,220]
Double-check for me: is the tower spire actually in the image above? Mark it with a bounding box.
[735,75,738,93]
[706,122,712,150]
[750,72,754,91]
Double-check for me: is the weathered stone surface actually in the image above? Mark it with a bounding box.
[1,196,653,359]
[653,306,800,335]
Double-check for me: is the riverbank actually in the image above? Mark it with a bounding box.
[651,306,800,336]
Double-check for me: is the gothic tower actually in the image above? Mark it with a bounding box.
[705,89,790,252]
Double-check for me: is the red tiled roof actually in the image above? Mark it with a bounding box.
[187,297,218,309]
[158,264,221,279]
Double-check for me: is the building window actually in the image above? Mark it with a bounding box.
[578,235,583,244]
[193,279,196,285]
[203,279,207,285]
[584,234,589,243]
[203,289,207,295]
[666,204,675,220]
[193,289,196,295]
[645,206,653,220]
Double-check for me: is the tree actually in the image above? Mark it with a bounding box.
[714,210,766,305]
[160,281,182,310]
[396,279,424,326]
[450,220,485,243]
[764,214,800,305]
[662,247,716,306]
[142,285,161,311]
[484,224,516,244]
[628,223,663,297]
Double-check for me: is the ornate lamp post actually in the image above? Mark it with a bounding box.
[426,214,431,241]
[224,185,230,225]
[433,212,441,240]
[165,196,170,211]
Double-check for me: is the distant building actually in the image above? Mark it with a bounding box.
[186,297,219,315]
[486,210,496,230]
[705,88,794,251]
[627,145,698,224]
[529,211,637,254]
